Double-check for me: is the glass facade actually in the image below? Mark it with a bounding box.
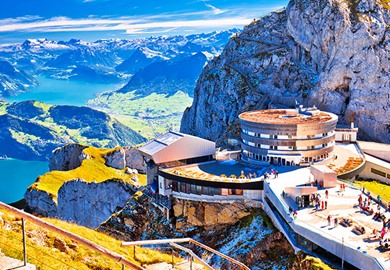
[172,181,243,196]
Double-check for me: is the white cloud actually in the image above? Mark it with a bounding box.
[124,18,248,34]
[204,3,227,15]
[0,5,285,35]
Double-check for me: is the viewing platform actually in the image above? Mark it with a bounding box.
[263,165,390,270]
[159,160,265,189]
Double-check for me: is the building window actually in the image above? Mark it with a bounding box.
[371,168,386,178]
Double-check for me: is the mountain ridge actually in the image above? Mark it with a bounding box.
[0,100,146,160]
[0,29,240,97]
[181,0,390,144]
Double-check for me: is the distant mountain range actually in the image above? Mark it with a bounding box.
[0,60,38,96]
[0,100,146,160]
[0,29,240,97]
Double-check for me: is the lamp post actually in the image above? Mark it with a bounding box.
[341,237,344,270]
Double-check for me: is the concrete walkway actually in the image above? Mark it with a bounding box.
[267,166,390,269]
[0,251,35,270]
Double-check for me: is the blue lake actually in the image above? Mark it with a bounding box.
[3,76,120,203]
[7,76,121,106]
[0,159,48,203]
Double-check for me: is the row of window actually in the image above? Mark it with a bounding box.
[243,150,330,165]
[371,168,390,179]
[242,128,333,140]
[242,139,331,150]
[171,181,243,196]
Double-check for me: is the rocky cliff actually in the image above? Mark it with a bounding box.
[181,0,390,144]
[98,193,295,269]
[57,179,136,228]
[25,144,144,228]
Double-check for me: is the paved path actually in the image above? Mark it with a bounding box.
[267,166,390,269]
[0,252,35,270]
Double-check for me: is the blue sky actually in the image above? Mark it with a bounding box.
[0,0,289,43]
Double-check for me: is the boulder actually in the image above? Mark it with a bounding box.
[124,147,146,173]
[104,148,126,169]
[49,144,87,171]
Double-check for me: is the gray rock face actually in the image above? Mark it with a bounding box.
[181,0,390,144]
[124,146,146,173]
[24,189,57,217]
[104,148,126,169]
[49,144,87,171]
[104,146,145,173]
[57,179,135,228]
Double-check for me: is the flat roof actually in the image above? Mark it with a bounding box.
[311,164,337,174]
[239,109,336,125]
[266,166,390,269]
[138,131,184,156]
[358,141,390,152]
[365,154,390,170]
[162,160,267,183]
[138,131,215,164]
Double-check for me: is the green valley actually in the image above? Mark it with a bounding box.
[88,91,193,139]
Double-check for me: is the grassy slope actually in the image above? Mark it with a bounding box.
[0,208,178,269]
[30,146,146,201]
[88,91,193,139]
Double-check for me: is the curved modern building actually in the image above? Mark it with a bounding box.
[239,106,338,166]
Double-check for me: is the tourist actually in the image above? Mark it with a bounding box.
[358,195,363,206]
[321,200,325,210]
[289,206,293,213]
[315,202,319,211]
[325,200,328,209]
[327,215,331,226]
[334,217,338,227]
[325,189,329,199]
[293,210,298,219]
[381,228,386,239]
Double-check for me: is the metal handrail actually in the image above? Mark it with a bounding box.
[122,238,250,270]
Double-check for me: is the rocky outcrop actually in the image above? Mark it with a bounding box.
[49,143,145,172]
[172,199,251,228]
[49,143,87,171]
[25,177,136,228]
[98,194,295,269]
[24,189,57,217]
[57,179,136,228]
[181,0,390,144]
[104,148,126,169]
[103,146,146,172]
[123,147,145,173]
